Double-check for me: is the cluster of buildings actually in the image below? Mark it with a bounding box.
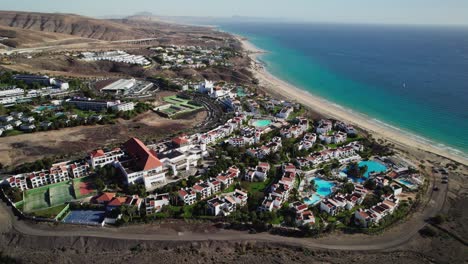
[276,106,294,119]
[81,51,151,66]
[0,75,69,105]
[290,201,316,226]
[152,45,233,70]
[196,80,230,99]
[259,164,297,212]
[178,166,241,205]
[228,126,262,147]
[4,160,90,191]
[245,162,271,182]
[315,119,357,144]
[89,136,209,192]
[354,194,400,227]
[0,111,37,134]
[297,133,317,151]
[194,113,247,145]
[280,117,309,138]
[246,137,282,159]
[207,189,248,216]
[95,192,144,212]
[319,185,368,216]
[296,142,364,168]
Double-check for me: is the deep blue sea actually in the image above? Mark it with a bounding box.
[215,22,468,157]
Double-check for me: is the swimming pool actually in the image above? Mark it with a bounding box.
[304,178,335,205]
[237,87,246,97]
[34,105,56,112]
[315,178,335,196]
[304,194,321,205]
[397,179,417,190]
[359,160,387,177]
[345,160,388,182]
[252,119,272,127]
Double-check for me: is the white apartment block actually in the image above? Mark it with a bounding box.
[88,148,125,168]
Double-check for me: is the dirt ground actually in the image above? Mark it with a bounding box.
[0,110,206,167]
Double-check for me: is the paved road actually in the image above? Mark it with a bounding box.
[0,171,448,251]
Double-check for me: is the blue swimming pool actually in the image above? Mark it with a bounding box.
[304,194,321,205]
[34,105,56,112]
[304,178,335,205]
[253,119,272,127]
[359,160,387,177]
[397,179,417,189]
[345,160,388,182]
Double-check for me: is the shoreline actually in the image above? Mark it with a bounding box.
[235,35,468,166]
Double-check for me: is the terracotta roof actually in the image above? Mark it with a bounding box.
[108,196,128,207]
[296,204,308,211]
[178,189,188,197]
[193,185,204,191]
[90,149,105,158]
[124,137,163,171]
[96,192,116,202]
[172,137,189,146]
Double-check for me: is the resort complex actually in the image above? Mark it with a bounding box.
[0,7,464,264]
[1,72,425,230]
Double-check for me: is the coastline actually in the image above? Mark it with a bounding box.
[235,35,468,166]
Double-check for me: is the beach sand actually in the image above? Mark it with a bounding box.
[236,36,468,166]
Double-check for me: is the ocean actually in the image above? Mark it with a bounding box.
[215,22,468,158]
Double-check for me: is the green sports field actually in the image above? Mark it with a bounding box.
[161,95,203,117]
[23,180,77,213]
[23,186,50,212]
[49,182,75,205]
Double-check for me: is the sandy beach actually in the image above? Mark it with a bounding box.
[235,36,468,166]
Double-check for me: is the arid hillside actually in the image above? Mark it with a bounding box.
[0,11,149,41]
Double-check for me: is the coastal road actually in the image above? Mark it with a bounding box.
[0,170,449,252]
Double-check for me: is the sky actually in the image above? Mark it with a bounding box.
[1,0,467,26]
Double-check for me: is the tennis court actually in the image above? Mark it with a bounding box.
[62,210,106,226]
[49,182,76,205]
[73,176,97,198]
[161,95,203,117]
[23,186,50,212]
[23,181,77,213]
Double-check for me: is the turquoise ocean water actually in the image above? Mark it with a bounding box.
[216,22,468,158]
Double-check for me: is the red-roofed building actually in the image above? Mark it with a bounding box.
[106,195,142,211]
[116,138,166,191]
[145,193,170,214]
[178,188,196,205]
[172,136,189,148]
[95,192,117,204]
[88,148,124,168]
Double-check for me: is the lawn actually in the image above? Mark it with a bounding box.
[242,177,274,194]
[30,204,67,219]
[222,184,236,193]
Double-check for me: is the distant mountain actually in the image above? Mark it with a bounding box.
[0,10,151,41]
